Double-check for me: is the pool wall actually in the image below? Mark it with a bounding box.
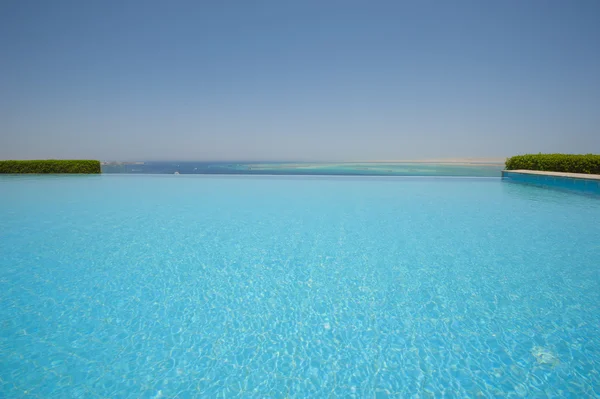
[502,170,600,195]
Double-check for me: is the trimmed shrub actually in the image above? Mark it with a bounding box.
[0,160,101,174]
[505,154,600,174]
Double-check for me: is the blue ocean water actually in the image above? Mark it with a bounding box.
[101,161,504,177]
[1,175,599,398]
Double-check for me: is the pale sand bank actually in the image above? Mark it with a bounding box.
[247,161,505,171]
[360,158,506,165]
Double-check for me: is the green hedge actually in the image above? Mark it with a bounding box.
[0,160,101,174]
[505,154,600,174]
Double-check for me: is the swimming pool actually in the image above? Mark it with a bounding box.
[1,175,599,397]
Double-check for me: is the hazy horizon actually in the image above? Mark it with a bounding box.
[1,1,599,161]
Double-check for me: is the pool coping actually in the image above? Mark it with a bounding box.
[503,169,600,180]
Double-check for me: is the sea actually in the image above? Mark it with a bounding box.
[101,161,504,177]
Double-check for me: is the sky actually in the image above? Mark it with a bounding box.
[1,0,599,162]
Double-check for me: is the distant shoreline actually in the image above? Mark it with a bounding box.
[356,158,506,165]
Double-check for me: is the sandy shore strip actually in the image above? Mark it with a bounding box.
[356,158,506,165]
[246,161,505,170]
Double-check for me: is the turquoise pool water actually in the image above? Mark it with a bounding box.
[1,175,599,397]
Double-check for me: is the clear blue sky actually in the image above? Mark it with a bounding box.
[1,0,599,161]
